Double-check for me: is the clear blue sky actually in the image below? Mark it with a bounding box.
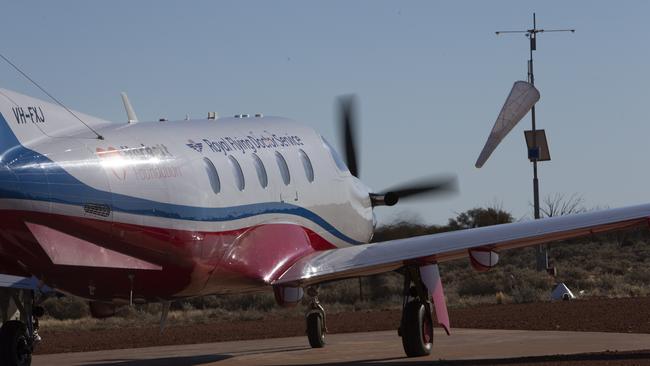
[1,1,648,225]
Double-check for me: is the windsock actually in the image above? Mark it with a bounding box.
[475,81,540,168]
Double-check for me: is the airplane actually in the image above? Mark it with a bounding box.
[0,79,649,366]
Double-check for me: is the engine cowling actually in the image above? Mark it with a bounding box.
[468,247,499,272]
[273,285,304,307]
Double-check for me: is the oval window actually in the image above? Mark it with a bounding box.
[228,156,245,191]
[252,153,268,188]
[275,151,291,185]
[202,157,221,194]
[321,136,349,173]
[298,149,314,183]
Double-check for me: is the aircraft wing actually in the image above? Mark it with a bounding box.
[274,203,650,286]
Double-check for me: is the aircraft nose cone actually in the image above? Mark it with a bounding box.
[350,177,372,209]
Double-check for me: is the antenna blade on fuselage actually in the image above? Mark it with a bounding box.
[120,92,139,124]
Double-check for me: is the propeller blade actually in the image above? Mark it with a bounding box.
[338,95,359,177]
[389,176,458,200]
[372,176,458,206]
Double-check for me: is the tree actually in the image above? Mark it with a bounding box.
[372,221,444,242]
[540,193,586,218]
[447,205,513,230]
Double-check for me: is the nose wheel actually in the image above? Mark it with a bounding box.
[306,312,325,348]
[305,287,326,348]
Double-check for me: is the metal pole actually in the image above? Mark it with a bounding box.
[528,14,547,272]
[495,14,574,272]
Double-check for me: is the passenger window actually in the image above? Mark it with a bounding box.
[252,153,268,188]
[228,156,245,191]
[298,149,314,183]
[321,136,349,173]
[275,151,291,185]
[202,157,221,194]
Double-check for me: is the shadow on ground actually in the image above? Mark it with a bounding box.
[80,354,229,366]
[290,350,650,366]
[78,345,311,366]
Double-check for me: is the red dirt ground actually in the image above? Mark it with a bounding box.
[35,297,650,355]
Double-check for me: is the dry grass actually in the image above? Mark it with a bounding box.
[40,300,402,332]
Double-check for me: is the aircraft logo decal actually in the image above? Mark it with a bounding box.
[187,133,304,156]
[96,144,178,181]
[96,146,127,180]
[186,140,203,153]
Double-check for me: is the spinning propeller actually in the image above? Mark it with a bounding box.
[337,95,458,207]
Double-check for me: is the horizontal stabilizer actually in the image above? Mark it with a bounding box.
[475,81,540,168]
[0,274,53,293]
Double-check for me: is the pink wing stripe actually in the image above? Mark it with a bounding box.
[26,222,162,270]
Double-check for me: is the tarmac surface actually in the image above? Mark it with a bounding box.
[33,328,650,366]
[34,297,650,355]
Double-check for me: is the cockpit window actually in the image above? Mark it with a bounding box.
[321,136,349,173]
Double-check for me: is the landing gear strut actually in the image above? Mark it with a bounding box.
[305,286,326,348]
[0,289,42,366]
[0,320,31,366]
[398,267,434,357]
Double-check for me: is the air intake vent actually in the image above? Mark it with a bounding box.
[84,203,111,218]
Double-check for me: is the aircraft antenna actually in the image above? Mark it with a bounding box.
[495,13,574,272]
[0,52,104,140]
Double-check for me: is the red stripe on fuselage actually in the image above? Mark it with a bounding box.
[0,209,336,302]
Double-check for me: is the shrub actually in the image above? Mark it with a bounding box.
[42,296,89,320]
[624,269,650,285]
[596,273,619,291]
[457,276,498,297]
[318,278,363,304]
[511,286,544,303]
[495,291,506,304]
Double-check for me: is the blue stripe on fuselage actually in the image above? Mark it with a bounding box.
[0,113,362,245]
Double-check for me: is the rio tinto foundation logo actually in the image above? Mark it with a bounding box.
[95,146,127,180]
[95,144,180,181]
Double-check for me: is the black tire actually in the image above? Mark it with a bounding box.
[0,320,32,366]
[306,312,325,348]
[401,300,433,357]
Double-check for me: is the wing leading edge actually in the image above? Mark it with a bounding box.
[274,203,650,287]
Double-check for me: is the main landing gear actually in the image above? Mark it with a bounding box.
[398,267,434,357]
[0,289,44,366]
[305,286,326,348]
[303,267,440,357]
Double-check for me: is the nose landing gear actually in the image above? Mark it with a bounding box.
[305,286,326,348]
